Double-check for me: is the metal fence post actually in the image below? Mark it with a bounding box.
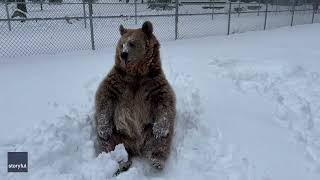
[211,0,214,20]
[134,0,137,24]
[291,0,295,26]
[312,1,315,23]
[257,0,261,16]
[264,0,268,30]
[175,0,179,40]
[238,0,241,17]
[82,0,87,28]
[40,0,43,11]
[227,1,231,35]
[88,1,95,50]
[5,0,12,31]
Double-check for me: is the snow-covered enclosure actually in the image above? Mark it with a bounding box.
[1,1,319,57]
[1,24,320,180]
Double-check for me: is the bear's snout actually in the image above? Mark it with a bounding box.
[120,52,129,64]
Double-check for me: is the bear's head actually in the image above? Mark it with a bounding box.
[115,21,161,76]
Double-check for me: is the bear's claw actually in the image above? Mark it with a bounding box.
[114,160,132,176]
[151,158,165,170]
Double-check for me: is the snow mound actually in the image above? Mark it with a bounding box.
[210,58,320,172]
[1,107,127,180]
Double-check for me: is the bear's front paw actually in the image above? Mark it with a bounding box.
[114,160,132,176]
[151,158,165,170]
[119,159,132,172]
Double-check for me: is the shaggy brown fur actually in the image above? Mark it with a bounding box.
[94,21,176,170]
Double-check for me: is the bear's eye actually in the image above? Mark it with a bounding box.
[128,42,135,48]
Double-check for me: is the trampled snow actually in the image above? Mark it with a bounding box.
[1,24,320,180]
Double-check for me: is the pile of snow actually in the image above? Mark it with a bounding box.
[0,102,125,180]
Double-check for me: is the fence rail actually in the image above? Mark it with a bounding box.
[0,0,319,57]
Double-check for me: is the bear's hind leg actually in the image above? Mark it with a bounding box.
[143,127,172,170]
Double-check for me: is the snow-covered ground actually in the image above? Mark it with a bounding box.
[1,24,320,180]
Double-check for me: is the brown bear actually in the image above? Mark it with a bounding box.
[94,21,176,171]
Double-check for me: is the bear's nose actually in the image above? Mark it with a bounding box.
[120,52,128,60]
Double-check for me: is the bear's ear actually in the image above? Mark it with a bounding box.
[142,21,153,37]
[119,25,127,35]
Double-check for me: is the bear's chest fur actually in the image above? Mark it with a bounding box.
[114,83,151,140]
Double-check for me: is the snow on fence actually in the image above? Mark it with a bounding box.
[0,0,319,57]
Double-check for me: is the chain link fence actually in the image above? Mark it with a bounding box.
[0,0,319,57]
